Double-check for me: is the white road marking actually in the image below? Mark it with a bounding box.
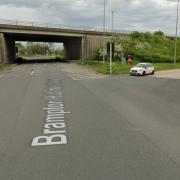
[154,69,180,79]
[31,63,37,76]
[31,70,34,76]
[68,73,106,81]
[32,80,70,147]
[60,63,107,81]
[69,75,78,80]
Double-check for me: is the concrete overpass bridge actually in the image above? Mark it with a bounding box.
[0,20,114,63]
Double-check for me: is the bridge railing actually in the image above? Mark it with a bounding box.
[0,19,130,34]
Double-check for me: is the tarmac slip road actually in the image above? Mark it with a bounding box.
[0,63,180,180]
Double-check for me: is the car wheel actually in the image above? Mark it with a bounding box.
[151,70,155,75]
[142,71,146,76]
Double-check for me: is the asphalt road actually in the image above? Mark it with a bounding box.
[0,62,180,180]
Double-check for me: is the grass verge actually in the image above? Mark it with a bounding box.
[0,63,16,74]
[78,61,180,75]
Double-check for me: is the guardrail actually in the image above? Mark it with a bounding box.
[0,19,130,34]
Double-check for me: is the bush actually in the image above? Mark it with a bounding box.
[88,31,180,63]
[112,31,179,63]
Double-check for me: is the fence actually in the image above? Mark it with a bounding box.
[0,19,130,34]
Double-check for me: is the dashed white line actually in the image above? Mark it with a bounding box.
[31,70,34,76]
[31,63,37,76]
[68,72,101,80]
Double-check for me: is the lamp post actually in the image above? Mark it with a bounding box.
[174,0,180,64]
[103,0,106,64]
[110,11,114,75]
[112,11,114,33]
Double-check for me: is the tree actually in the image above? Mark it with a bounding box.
[153,31,164,36]
[114,44,123,60]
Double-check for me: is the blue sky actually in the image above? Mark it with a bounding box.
[0,0,179,35]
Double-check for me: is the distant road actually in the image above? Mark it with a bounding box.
[21,56,57,61]
[17,56,68,63]
[0,62,180,180]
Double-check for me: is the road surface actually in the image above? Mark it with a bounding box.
[0,62,180,180]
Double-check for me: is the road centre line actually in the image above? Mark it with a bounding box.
[30,70,34,76]
[30,63,37,76]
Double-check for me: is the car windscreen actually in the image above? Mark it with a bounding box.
[135,64,147,68]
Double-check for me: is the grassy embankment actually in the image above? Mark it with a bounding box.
[79,62,180,75]
[78,31,180,74]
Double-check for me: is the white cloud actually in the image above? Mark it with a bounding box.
[0,0,179,35]
[0,5,40,21]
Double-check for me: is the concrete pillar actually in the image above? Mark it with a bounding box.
[81,37,85,60]
[81,36,88,60]
[82,35,111,61]
[0,33,15,64]
[5,38,16,63]
[64,39,82,60]
[0,33,5,63]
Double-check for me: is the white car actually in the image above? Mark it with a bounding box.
[130,63,155,76]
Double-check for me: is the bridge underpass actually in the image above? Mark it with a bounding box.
[0,23,112,63]
[1,33,83,63]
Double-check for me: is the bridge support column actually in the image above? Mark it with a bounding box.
[83,35,111,60]
[64,39,82,60]
[0,33,5,63]
[0,33,15,64]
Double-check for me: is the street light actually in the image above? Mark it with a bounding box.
[103,0,106,64]
[174,0,180,64]
[110,11,114,75]
[112,11,114,33]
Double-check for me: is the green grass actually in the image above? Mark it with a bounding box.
[86,63,130,74]
[154,63,180,71]
[0,63,15,73]
[79,61,180,75]
[0,63,8,70]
